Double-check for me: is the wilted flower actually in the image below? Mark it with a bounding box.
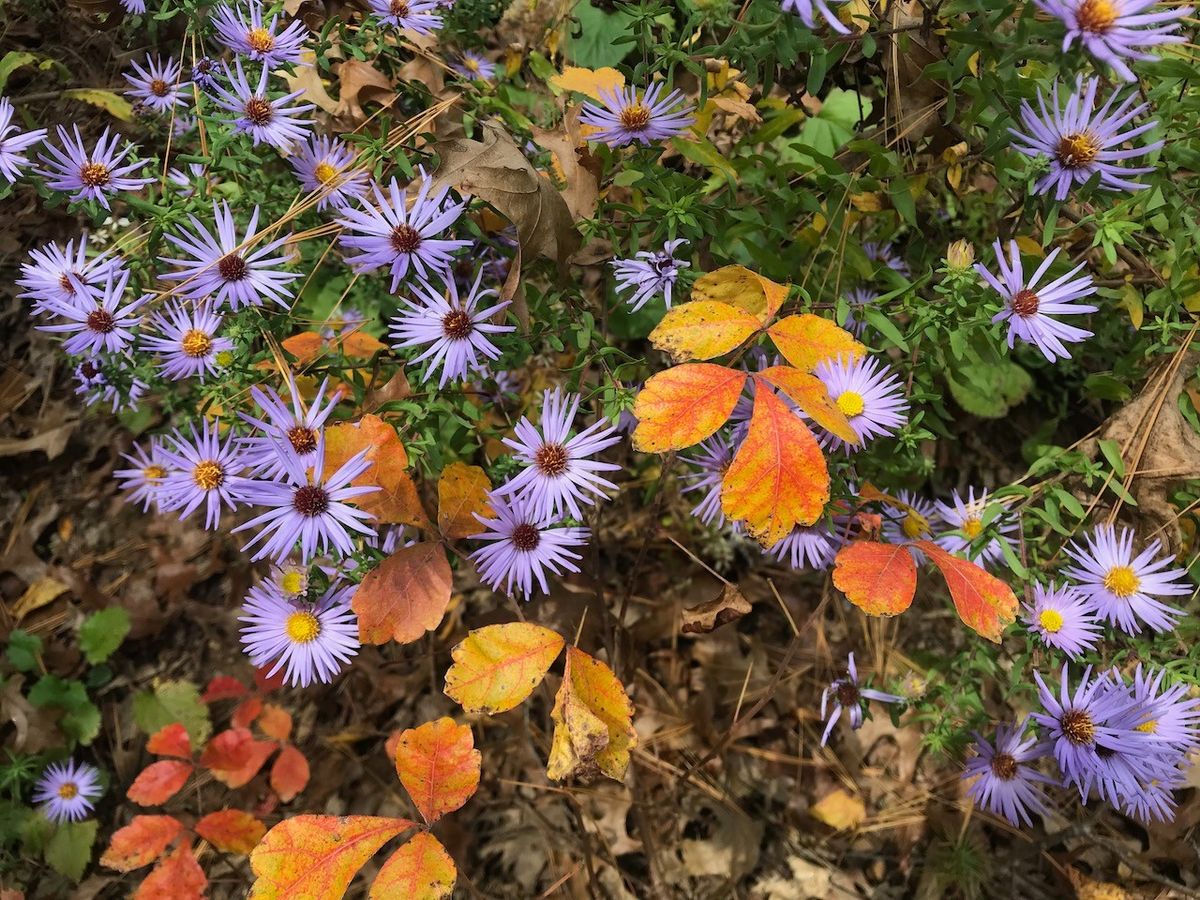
[72,354,148,414]
[962,720,1053,826]
[0,96,47,183]
[212,0,309,67]
[813,355,909,451]
[1022,582,1103,658]
[290,135,371,211]
[123,55,187,114]
[611,239,690,312]
[140,301,233,381]
[191,56,219,90]
[210,61,314,151]
[820,652,903,745]
[32,760,102,823]
[367,0,443,34]
[1033,0,1191,82]
[580,83,696,147]
[469,494,590,599]
[36,125,153,209]
[239,580,360,688]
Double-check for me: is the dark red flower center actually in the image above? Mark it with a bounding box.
[835,681,859,707]
[1056,131,1100,168]
[390,224,422,254]
[218,253,248,281]
[510,522,540,552]
[390,0,410,15]
[59,273,77,295]
[244,97,273,126]
[149,78,169,97]
[1010,289,1039,318]
[619,104,652,131]
[441,309,473,340]
[1061,709,1096,745]
[989,752,1018,780]
[80,361,100,378]
[80,161,111,188]
[288,426,318,455]
[534,443,569,476]
[293,484,330,517]
[87,308,116,334]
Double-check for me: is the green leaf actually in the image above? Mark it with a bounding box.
[133,679,212,747]
[61,89,133,122]
[0,51,37,94]
[567,0,635,68]
[77,607,130,665]
[44,819,98,882]
[671,135,737,185]
[1098,438,1125,478]
[946,360,1033,418]
[6,629,42,672]
[863,307,909,351]
[27,676,102,745]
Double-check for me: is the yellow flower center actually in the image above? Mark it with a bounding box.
[79,161,111,188]
[143,464,166,482]
[247,28,275,53]
[192,460,224,491]
[181,329,214,358]
[836,391,865,418]
[1135,718,1158,734]
[1077,0,1118,32]
[962,517,983,539]
[58,782,79,799]
[1056,132,1100,169]
[215,350,234,367]
[1038,608,1064,634]
[464,56,480,73]
[619,103,652,131]
[314,161,338,184]
[286,611,321,643]
[901,511,929,539]
[1103,565,1140,598]
[280,571,306,596]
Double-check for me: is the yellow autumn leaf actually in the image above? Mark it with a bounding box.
[690,265,788,324]
[767,314,865,372]
[1014,235,1044,257]
[648,300,762,362]
[443,623,565,715]
[809,789,866,830]
[62,89,132,122]
[546,647,636,782]
[547,66,624,101]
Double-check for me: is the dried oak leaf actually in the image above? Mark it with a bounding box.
[681,584,752,634]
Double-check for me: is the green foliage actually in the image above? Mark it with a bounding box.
[5,630,41,673]
[27,676,100,746]
[43,819,98,882]
[133,679,212,747]
[77,608,131,666]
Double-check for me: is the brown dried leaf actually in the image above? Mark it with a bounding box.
[681,584,752,634]
[335,59,395,121]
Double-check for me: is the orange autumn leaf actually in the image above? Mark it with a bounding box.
[133,842,206,900]
[436,462,494,540]
[758,365,859,445]
[202,675,248,702]
[101,815,183,871]
[281,332,325,365]
[443,622,565,714]
[258,704,293,742]
[831,541,917,616]
[369,832,457,900]
[249,815,417,900]
[196,809,267,855]
[767,313,865,372]
[271,744,310,802]
[546,647,636,783]
[337,330,386,359]
[632,364,747,453]
[354,541,453,645]
[690,265,787,323]
[232,696,263,729]
[914,541,1019,642]
[721,381,830,546]
[199,728,277,789]
[127,760,194,806]
[146,722,191,759]
[323,415,430,527]
[648,301,762,362]
[394,718,481,824]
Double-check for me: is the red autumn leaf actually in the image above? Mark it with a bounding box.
[353,542,453,645]
[323,415,430,527]
[721,380,830,546]
[100,815,184,872]
[255,665,286,694]
[914,541,1019,643]
[233,696,264,729]
[202,675,248,703]
[394,718,481,824]
[831,541,918,616]
[146,722,191,759]
[271,744,310,803]
[258,704,293,742]
[127,760,194,807]
[199,728,278,789]
[369,832,457,900]
[196,809,268,855]
[132,841,207,900]
[632,363,747,453]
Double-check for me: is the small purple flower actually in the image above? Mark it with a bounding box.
[611,239,689,312]
[976,240,1097,363]
[166,162,207,197]
[158,420,251,530]
[36,125,152,209]
[781,0,850,32]
[239,580,360,688]
[123,55,187,114]
[767,521,841,570]
[1033,0,1191,82]
[820,652,902,746]
[1009,77,1161,201]
[862,241,910,277]
[881,490,940,562]
[337,173,471,292]
[32,760,102,823]
[120,0,146,11]
[813,355,908,451]
[469,494,590,599]
[37,269,145,355]
[842,286,878,336]
[115,438,171,512]
[0,97,47,183]
[290,135,371,211]
[580,83,696,147]
[1125,665,1200,752]
[212,1,309,67]
[140,301,233,381]
[1022,582,1102,659]
[191,56,219,90]
[368,0,443,34]
[321,307,368,338]
[240,376,344,477]
[18,234,124,316]
[934,487,1017,567]
[682,436,733,527]
[388,269,514,388]
[494,388,623,523]
[159,200,300,311]
[210,61,314,151]
[451,51,496,81]
[962,720,1054,827]
[72,353,149,413]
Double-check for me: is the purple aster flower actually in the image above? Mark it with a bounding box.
[115,438,172,512]
[119,0,146,11]
[337,173,471,292]
[123,55,187,114]
[962,720,1054,827]
[1061,524,1190,634]
[1009,77,1161,200]
[32,760,102,824]
[1022,582,1103,658]
[862,241,910,277]
[18,234,124,316]
[388,268,514,388]
[1125,665,1200,752]
[35,125,152,209]
[469,494,590,599]
[166,162,207,197]
[451,51,496,81]
[611,239,690,312]
[1033,0,1191,81]
[140,301,233,381]
[240,376,343,477]
[158,419,251,530]
[36,269,145,355]
[493,388,623,523]
[290,135,371,211]
[159,200,300,311]
[191,56,219,90]
[842,286,877,336]
[72,353,149,413]
[934,487,1017,566]
[212,1,309,67]
[210,60,314,151]
[820,652,903,746]
[976,240,1097,363]
[881,490,940,562]
[239,580,360,688]
[580,83,696,147]
[813,355,908,451]
[171,114,197,138]
[321,307,368,338]
[368,0,443,33]
[682,436,733,527]
[780,0,851,32]
[767,521,841,570]
[0,97,47,183]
